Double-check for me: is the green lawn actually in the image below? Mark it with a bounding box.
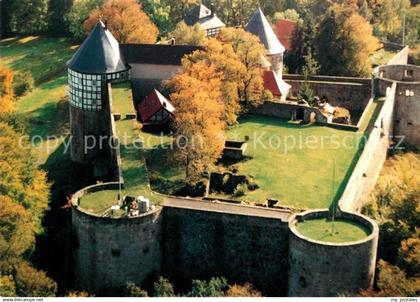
[79,84,160,215]
[1,37,75,165]
[221,115,363,209]
[295,218,371,243]
[0,36,77,84]
[358,98,385,134]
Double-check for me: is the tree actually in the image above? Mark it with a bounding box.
[84,0,158,44]
[273,9,302,23]
[140,0,173,37]
[185,38,246,125]
[218,28,266,110]
[170,22,207,46]
[153,277,175,297]
[314,5,380,77]
[46,0,74,36]
[161,0,199,26]
[187,277,228,297]
[371,0,411,42]
[166,61,225,185]
[0,67,15,114]
[285,7,317,73]
[124,282,149,297]
[0,275,16,297]
[226,283,262,297]
[7,0,48,35]
[66,0,105,41]
[14,261,57,297]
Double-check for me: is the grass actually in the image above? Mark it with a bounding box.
[295,218,371,243]
[1,37,74,165]
[0,36,77,84]
[219,115,363,209]
[79,84,159,215]
[370,48,397,66]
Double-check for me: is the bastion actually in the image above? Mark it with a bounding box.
[288,209,379,297]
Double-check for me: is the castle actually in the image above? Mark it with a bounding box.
[68,5,420,297]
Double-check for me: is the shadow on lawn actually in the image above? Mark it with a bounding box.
[32,136,95,294]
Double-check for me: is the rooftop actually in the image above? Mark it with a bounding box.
[184,4,225,30]
[67,21,129,74]
[245,8,285,55]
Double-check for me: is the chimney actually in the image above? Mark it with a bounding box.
[210,3,215,17]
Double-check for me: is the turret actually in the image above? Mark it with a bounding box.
[246,8,285,78]
[67,21,130,168]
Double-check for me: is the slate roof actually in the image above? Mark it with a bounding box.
[263,70,291,96]
[275,19,297,51]
[67,21,129,74]
[138,90,175,123]
[184,4,225,30]
[120,44,202,66]
[245,8,285,55]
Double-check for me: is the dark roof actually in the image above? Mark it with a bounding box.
[120,44,202,66]
[184,4,225,30]
[67,21,129,74]
[138,90,175,122]
[245,8,285,55]
[275,19,297,51]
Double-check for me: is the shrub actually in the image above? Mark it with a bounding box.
[233,183,248,197]
[153,277,175,297]
[13,71,34,97]
[124,283,148,297]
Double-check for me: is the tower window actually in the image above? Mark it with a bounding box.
[404,69,414,78]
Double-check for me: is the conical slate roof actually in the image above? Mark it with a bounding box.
[67,21,128,74]
[245,8,285,55]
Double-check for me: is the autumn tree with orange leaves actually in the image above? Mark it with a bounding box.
[84,0,158,44]
[166,61,225,185]
[0,66,15,114]
[185,38,247,125]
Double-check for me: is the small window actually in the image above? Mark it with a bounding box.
[404,69,414,77]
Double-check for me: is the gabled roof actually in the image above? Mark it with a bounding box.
[184,4,225,30]
[138,90,175,123]
[120,44,202,66]
[275,19,297,51]
[245,8,285,55]
[67,21,129,74]
[263,70,291,96]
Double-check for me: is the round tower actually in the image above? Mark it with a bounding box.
[245,8,285,78]
[288,210,379,297]
[67,21,130,166]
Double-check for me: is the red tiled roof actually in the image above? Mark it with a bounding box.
[275,19,297,51]
[263,70,291,96]
[138,90,175,123]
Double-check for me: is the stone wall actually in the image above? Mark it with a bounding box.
[71,183,162,294]
[338,83,396,212]
[288,210,379,297]
[284,75,372,115]
[253,101,328,123]
[161,204,290,296]
[375,64,420,146]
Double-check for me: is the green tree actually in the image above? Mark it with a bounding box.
[314,5,380,77]
[46,0,74,36]
[153,277,175,297]
[140,0,173,37]
[273,9,302,23]
[66,0,105,41]
[187,277,228,297]
[14,261,57,297]
[8,0,48,35]
[170,22,207,45]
